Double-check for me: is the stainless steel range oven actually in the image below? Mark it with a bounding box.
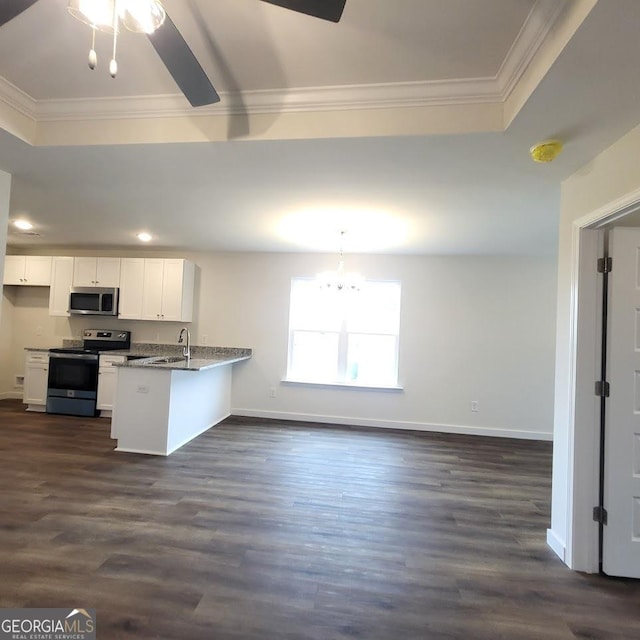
[46,329,131,417]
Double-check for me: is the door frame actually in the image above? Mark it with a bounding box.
[566,186,640,571]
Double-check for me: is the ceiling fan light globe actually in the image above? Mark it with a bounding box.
[67,0,117,33]
[120,0,166,33]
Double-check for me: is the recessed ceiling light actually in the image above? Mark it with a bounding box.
[137,232,152,242]
[14,219,33,230]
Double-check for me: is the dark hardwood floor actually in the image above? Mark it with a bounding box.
[0,399,638,639]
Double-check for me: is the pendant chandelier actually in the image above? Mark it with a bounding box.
[317,231,363,292]
[67,0,166,77]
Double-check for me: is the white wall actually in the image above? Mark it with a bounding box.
[551,121,640,568]
[0,170,11,393]
[0,249,557,439]
[0,170,10,308]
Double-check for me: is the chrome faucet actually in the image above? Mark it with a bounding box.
[178,327,191,360]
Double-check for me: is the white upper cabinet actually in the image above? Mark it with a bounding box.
[72,257,121,287]
[141,258,195,322]
[7,253,195,321]
[119,258,195,322]
[118,258,145,319]
[3,255,52,286]
[48,257,74,316]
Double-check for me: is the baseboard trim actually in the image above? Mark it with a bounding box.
[546,528,566,562]
[0,392,23,400]
[115,446,166,456]
[230,408,553,441]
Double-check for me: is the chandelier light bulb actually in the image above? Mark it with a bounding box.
[317,231,363,292]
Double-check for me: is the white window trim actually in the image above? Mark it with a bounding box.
[281,378,404,392]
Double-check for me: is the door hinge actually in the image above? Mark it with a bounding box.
[597,257,612,273]
[595,380,610,397]
[593,505,608,525]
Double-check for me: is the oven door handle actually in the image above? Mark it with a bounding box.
[49,352,99,361]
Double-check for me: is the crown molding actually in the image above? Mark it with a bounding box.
[0,77,37,143]
[33,77,502,123]
[0,0,568,138]
[496,0,568,100]
[0,76,37,120]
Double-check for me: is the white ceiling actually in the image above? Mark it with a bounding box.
[1,0,640,255]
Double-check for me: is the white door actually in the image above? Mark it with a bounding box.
[603,227,640,578]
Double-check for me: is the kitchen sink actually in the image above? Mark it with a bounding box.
[150,356,188,364]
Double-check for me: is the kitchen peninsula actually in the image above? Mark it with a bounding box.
[111,346,251,456]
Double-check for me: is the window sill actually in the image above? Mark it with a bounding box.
[282,378,403,392]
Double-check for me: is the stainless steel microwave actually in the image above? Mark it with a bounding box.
[69,287,119,316]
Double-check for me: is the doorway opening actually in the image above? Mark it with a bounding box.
[565,188,640,575]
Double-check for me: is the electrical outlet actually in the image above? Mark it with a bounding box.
[471,400,479,412]
[35,326,43,336]
[202,334,208,345]
[137,385,149,394]
[269,387,277,398]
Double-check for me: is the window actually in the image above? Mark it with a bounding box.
[287,277,401,387]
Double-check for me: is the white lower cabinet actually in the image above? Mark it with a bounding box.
[97,354,126,413]
[24,352,49,411]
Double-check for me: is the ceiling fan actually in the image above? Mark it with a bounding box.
[0,0,347,107]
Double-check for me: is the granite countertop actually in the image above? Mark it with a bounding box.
[116,354,251,372]
[25,342,252,372]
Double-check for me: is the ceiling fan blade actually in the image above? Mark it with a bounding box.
[0,0,40,27]
[147,12,220,107]
[260,0,346,22]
